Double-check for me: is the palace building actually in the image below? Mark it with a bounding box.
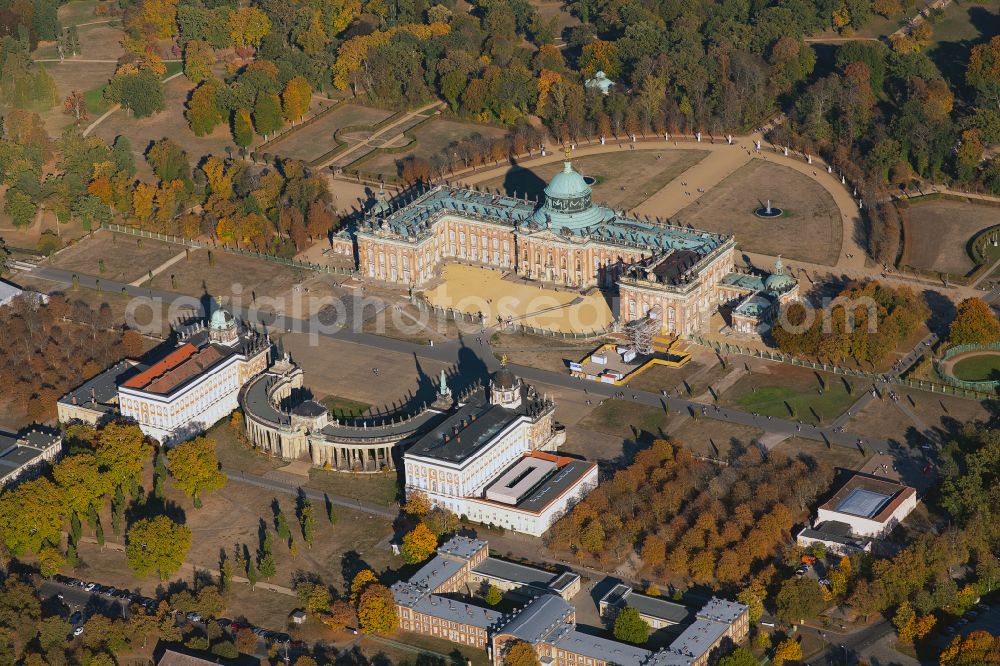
[58,305,270,445]
[333,152,796,337]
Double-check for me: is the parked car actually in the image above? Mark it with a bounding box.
[186,612,202,623]
[72,627,84,637]
[217,618,232,628]
[84,583,96,592]
[69,611,82,625]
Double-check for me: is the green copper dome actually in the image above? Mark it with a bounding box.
[545,161,592,200]
[532,158,614,232]
[764,257,795,292]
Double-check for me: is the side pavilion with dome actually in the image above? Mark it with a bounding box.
[339,153,796,337]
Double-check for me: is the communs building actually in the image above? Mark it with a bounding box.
[403,362,597,536]
[391,537,749,666]
[797,472,918,554]
[58,304,270,445]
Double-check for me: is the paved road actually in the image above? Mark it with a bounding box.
[26,263,895,454]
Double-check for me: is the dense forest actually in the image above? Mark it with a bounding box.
[2,0,999,257]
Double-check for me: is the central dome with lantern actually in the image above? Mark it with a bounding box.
[532,148,615,233]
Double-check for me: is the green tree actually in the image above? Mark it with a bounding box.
[166,435,226,507]
[0,237,9,275]
[52,453,107,520]
[299,498,315,548]
[232,108,253,148]
[4,190,37,228]
[106,69,165,118]
[613,607,650,644]
[125,516,192,580]
[185,80,224,137]
[484,585,503,606]
[252,93,283,139]
[183,40,215,82]
[95,422,151,493]
[775,577,827,624]
[719,647,759,666]
[276,510,291,543]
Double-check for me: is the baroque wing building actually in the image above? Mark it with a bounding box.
[333,153,797,336]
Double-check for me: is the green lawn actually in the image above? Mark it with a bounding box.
[577,398,670,442]
[952,354,1000,382]
[305,468,400,506]
[320,394,371,417]
[736,379,856,425]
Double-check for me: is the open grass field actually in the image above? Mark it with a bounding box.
[720,364,857,425]
[847,385,993,447]
[668,417,763,459]
[48,230,182,283]
[480,150,708,211]
[93,71,232,179]
[280,333,452,408]
[927,1,999,84]
[576,398,670,442]
[951,352,1000,381]
[674,159,842,266]
[901,198,1000,276]
[146,248,312,303]
[356,118,508,179]
[422,264,614,333]
[320,394,371,417]
[267,103,395,162]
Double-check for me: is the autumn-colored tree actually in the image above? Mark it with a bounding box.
[893,601,935,643]
[95,422,152,493]
[125,515,192,579]
[400,522,437,564]
[357,584,397,634]
[967,36,1000,108]
[183,40,215,83]
[166,436,226,507]
[0,477,65,555]
[307,200,334,239]
[350,569,378,603]
[63,91,88,124]
[772,638,803,666]
[282,76,312,123]
[229,7,271,49]
[296,10,327,56]
[403,490,431,516]
[504,640,539,666]
[130,0,178,39]
[186,79,224,137]
[321,600,357,631]
[940,630,1000,665]
[579,40,621,78]
[948,298,1000,346]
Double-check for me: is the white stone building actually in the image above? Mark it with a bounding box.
[403,363,596,536]
[116,308,270,445]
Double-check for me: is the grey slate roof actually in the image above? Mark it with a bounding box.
[411,595,502,629]
[59,360,144,413]
[472,557,558,588]
[553,629,652,665]
[602,585,689,625]
[405,402,519,465]
[495,594,574,645]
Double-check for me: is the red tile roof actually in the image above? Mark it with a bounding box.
[121,343,230,395]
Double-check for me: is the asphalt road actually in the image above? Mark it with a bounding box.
[26,264,897,453]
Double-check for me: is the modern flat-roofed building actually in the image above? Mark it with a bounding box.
[797,472,917,554]
[599,584,690,629]
[796,473,917,554]
[0,427,62,487]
